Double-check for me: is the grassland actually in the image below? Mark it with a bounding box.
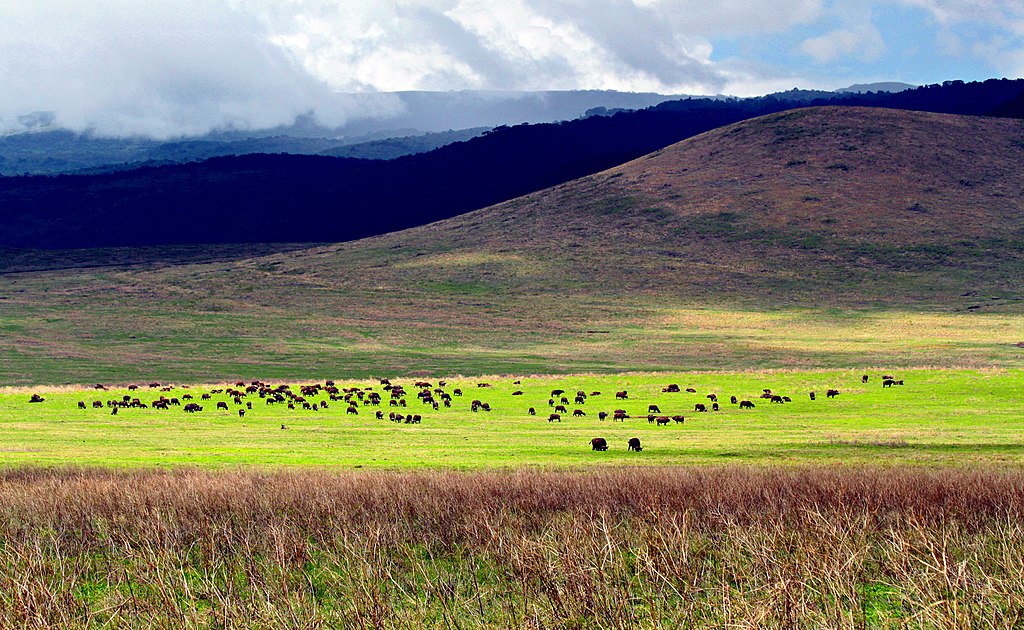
[2,369,1021,468]
[1,466,1023,627]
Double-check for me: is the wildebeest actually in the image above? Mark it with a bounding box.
[712,402,720,411]
[739,400,755,409]
[826,389,840,398]
[862,375,869,383]
[598,411,608,421]
[555,405,568,413]
[694,403,707,412]
[216,401,229,411]
[591,437,608,451]
[809,391,816,400]
[347,405,359,414]
[573,409,586,417]
[574,395,586,404]
[656,416,670,426]
[92,401,104,408]
[770,395,784,404]
[647,414,656,424]
[77,401,86,409]
[376,411,384,419]
[730,396,738,404]
[560,397,569,405]
[672,415,685,424]
[613,410,628,421]
[548,413,561,422]
[528,407,536,415]
[615,391,628,400]
[663,384,680,393]
[184,403,202,413]
[512,391,524,396]
[707,394,718,402]
[28,394,44,403]
[111,406,118,415]
[648,404,661,413]
[238,409,245,418]
[685,388,697,393]
[551,389,565,396]
[628,437,642,451]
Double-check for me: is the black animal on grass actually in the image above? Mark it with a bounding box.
[628,438,642,451]
[591,437,608,451]
[739,400,755,409]
[694,403,707,412]
[826,389,840,398]
[548,413,561,422]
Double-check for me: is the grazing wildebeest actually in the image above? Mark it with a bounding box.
[770,395,784,404]
[512,391,524,396]
[551,389,565,397]
[685,388,697,393]
[238,410,245,418]
[672,415,685,424]
[648,404,661,413]
[730,396,738,405]
[615,391,628,400]
[555,405,568,413]
[453,389,463,396]
[78,401,86,409]
[347,405,358,415]
[663,384,680,393]
[826,389,840,398]
[694,403,707,412]
[647,415,656,424]
[28,394,45,403]
[656,416,670,426]
[613,410,627,421]
[882,375,894,380]
[573,409,585,417]
[376,411,384,419]
[182,394,193,400]
[528,407,536,415]
[862,375,869,383]
[216,401,229,411]
[782,397,791,403]
[739,400,755,409]
[111,406,118,415]
[184,403,202,413]
[707,394,718,402]
[712,402,720,411]
[598,411,608,421]
[560,397,569,405]
[548,398,555,407]
[628,438,642,452]
[809,391,816,400]
[591,437,608,451]
[407,415,422,424]
[574,395,586,404]
[201,393,211,400]
[883,379,895,387]
[92,401,104,408]
[548,413,561,422]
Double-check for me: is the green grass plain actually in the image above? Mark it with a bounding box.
[3,369,1021,468]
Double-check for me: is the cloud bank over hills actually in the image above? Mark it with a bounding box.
[0,0,1020,138]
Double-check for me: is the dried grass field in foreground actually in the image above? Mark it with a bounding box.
[0,466,1022,628]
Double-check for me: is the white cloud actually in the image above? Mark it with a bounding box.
[0,0,387,137]
[801,25,886,63]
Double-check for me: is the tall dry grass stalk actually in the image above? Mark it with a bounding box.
[0,466,1020,628]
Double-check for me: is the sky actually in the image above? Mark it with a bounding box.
[0,0,1021,137]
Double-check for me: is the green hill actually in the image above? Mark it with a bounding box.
[2,107,1022,384]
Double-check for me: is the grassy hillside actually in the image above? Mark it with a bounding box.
[1,107,1022,384]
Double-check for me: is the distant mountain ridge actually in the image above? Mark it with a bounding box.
[1,78,1022,251]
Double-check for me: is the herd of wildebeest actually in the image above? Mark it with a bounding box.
[24,373,904,452]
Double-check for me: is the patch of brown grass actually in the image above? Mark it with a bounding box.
[0,466,1022,626]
